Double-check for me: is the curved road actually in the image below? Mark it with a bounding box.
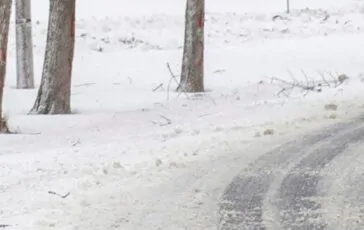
[218,118,364,230]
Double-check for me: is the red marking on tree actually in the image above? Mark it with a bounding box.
[196,10,204,28]
[195,58,202,67]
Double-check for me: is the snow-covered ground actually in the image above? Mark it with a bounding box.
[1,0,364,229]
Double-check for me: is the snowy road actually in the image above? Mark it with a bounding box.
[219,117,364,229]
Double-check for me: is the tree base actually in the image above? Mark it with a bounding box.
[30,105,71,115]
[0,117,10,133]
[30,96,71,115]
[176,82,204,93]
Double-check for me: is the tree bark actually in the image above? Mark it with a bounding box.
[30,0,75,114]
[0,0,12,132]
[15,0,34,89]
[177,0,204,93]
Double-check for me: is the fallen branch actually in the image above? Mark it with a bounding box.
[272,76,315,96]
[269,70,348,97]
[0,225,10,228]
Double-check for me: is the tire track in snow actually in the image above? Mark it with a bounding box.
[277,124,364,229]
[321,142,364,230]
[218,119,364,229]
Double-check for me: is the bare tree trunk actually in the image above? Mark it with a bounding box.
[177,0,204,93]
[30,0,75,114]
[286,0,290,13]
[15,0,34,89]
[0,0,12,132]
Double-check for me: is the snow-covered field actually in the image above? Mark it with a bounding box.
[1,0,364,229]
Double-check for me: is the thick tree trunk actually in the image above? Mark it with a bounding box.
[0,0,12,132]
[30,0,75,114]
[15,0,34,89]
[177,0,204,93]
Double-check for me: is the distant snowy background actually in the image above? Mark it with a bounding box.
[1,0,364,229]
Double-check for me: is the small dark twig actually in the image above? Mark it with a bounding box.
[300,69,310,86]
[287,69,299,84]
[321,14,330,23]
[166,63,189,100]
[152,83,164,92]
[272,15,283,21]
[48,191,70,199]
[160,115,172,126]
[0,224,10,228]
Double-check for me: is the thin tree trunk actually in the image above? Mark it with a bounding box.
[30,0,75,114]
[0,0,12,132]
[177,0,204,93]
[15,0,34,89]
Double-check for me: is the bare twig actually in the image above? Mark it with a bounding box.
[74,82,96,88]
[300,69,310,87]
[48,191,70,199]
[166,62,189,100]
[287,69,299,84]
[317,70,328,86]
[166,66,176,100]
[300,69,317,95]
[270,77,299,96]
[152,83,164,92]
[0,224,10,228]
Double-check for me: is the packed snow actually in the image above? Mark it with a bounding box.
[1,0,364,229]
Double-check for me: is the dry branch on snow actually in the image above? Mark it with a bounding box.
[267,70,349,97]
